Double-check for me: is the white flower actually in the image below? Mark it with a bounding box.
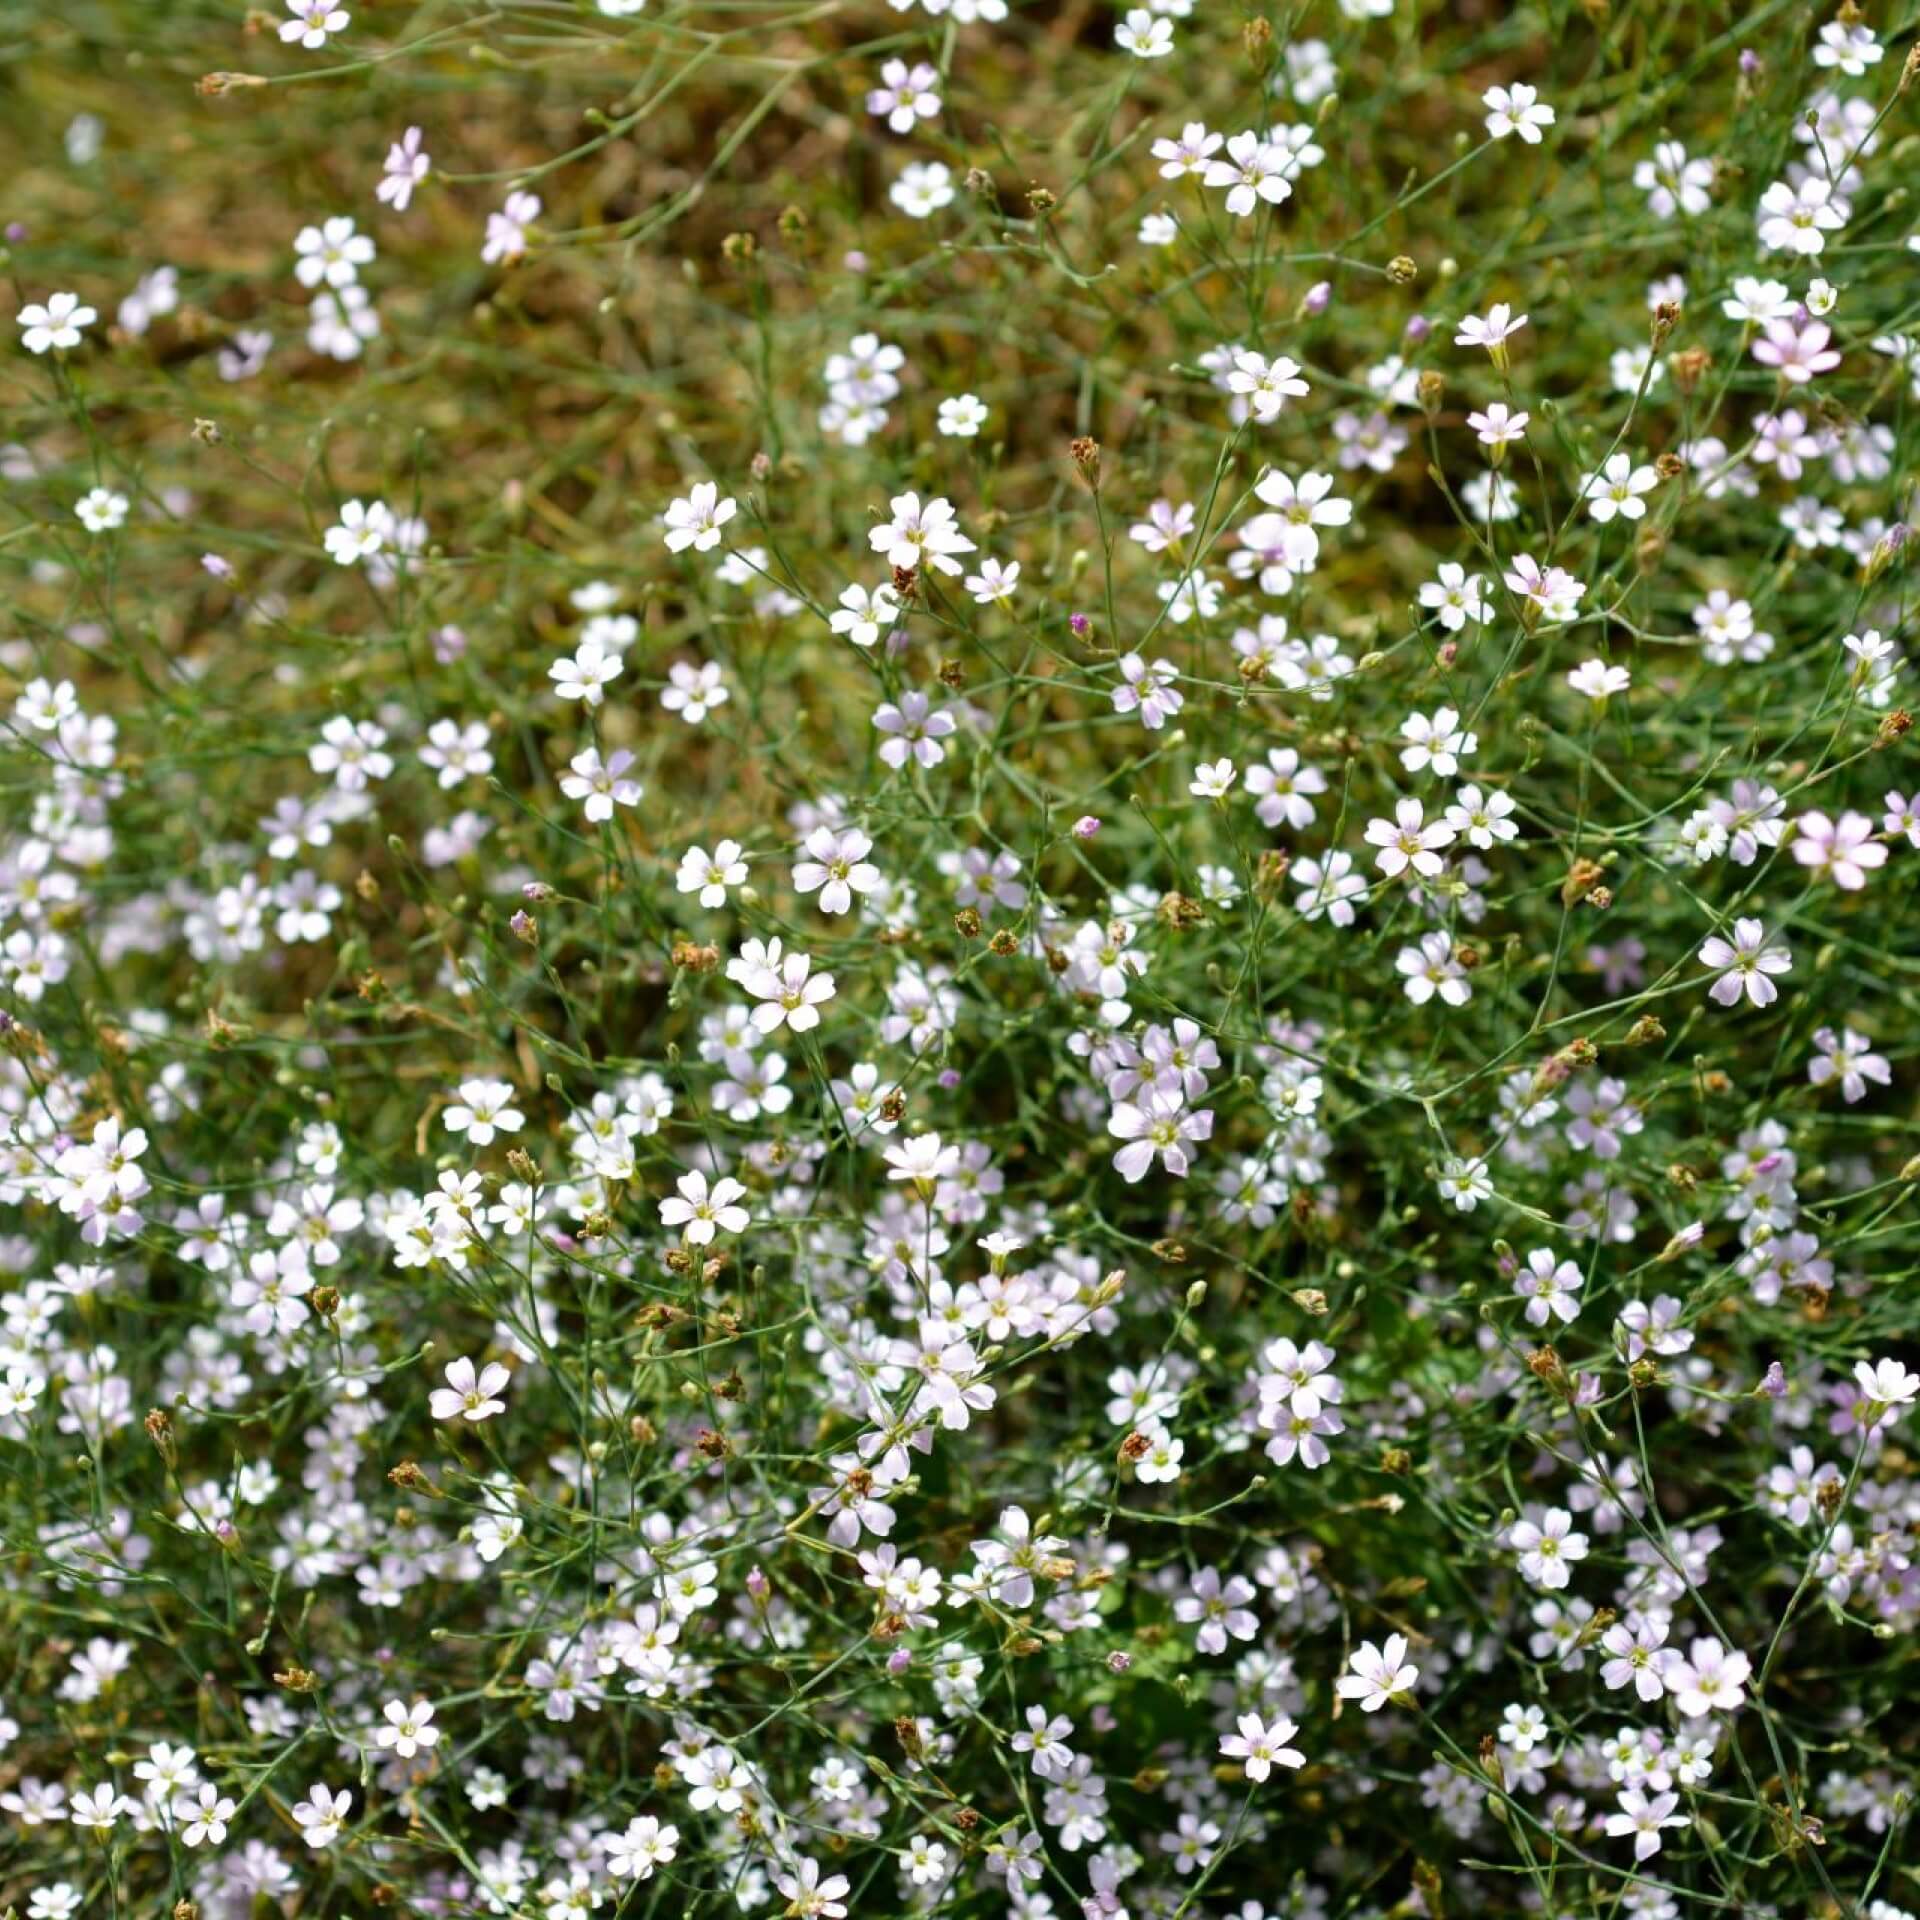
[1567,659,1630,700]
[1853,1356,1920,1425]
[659,1170,750,1246]
[443,1078,525,1145]
[295,216,375,290]
[560,747,642,823]
[17,291,97,354]
[75,487,129,533]
[1583,452,1658,523]
[890,162,956,218]
[1219,1711,1304,1782]
[677,840,748,907]
[430,1356,510,1422]
[828,582,900,648]
[1663,1638,1750,1715]
[323,497,394,566]
[1115,8,1173,56]
[937,392,989,437]
[793,827,880,915]
[870,492,975,575]
[663,481,736,553]
[291,1784,352,1849]
[1510,1508,1589,1590]
[376,1698,439,1758]
[1189,759,1236,800]
[280,0,350,47]
[1483,83,1554,144]
[1335,1634,1419,1711]
[1698,918,1792,1008]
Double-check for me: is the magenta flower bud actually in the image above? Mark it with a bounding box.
[1106,1650,1132,1673]
[1304,280,1331,315]
[4,222,26,244]
[1739,47,1761,73]
[522,882,557,903]
[1760,1360,1788,1398]
[1072,815,1101,840]
[1091,1705,1117,1732]
[746,1564,770,1601]
[1069,611,1093,639]
[213,1518,241,1549]
[886,1647,912,1675]
[844,250,869,273]
[432,624,468,664]
[509,909,537,943]
[1403,313,1432,344]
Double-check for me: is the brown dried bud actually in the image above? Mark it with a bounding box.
[145,1407,177,1468]
[937,656,966,690]
[1670,347,1711,394]
[1874,708,1912,747]
[1624,1015,1666,1046]
[309,1284,340,1320]
[1650,301,1680,346]
[629,1415,657,1444]
[1381,1447,1413,1476]
[671,938,720,973]
[879,1088,908,1124]
[1255,849,1292,894]
[1070,437,1101,489]
[894,1716,925,1759]
[507,1148,538,1182]
[1026,185,1057,217]
[1416,368,1446,417]
[1561,857,1606,907]
[988,929,1018,957]
[750,450,773,482]
[1243,14,1273,67]
[1667,1162,1698,1192]
[1456,944,1482,970]
[953,907,983,940]
[1655,452,1685,481]
[1157,892,1204,929]
[273,1666,318,1693]
[1118,1429,1153,1463]
[695,1428,731,1460]
[1527,1345,1571,1399]
[890,564,919,602]
[1150,1238,1188,1264]
[197,70,271,95]
[720,231,756,265]
[1386,254,1418,286]
[1585,884,1615,910]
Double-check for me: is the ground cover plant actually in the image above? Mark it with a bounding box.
[2,1,1920,1917]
